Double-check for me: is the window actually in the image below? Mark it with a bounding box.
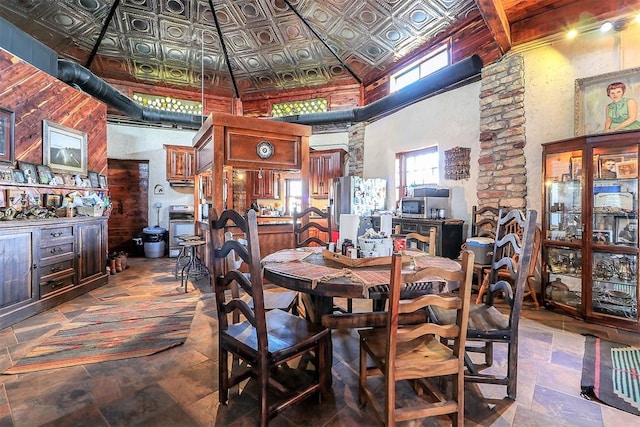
[396,146,439,198]
[390,44,450,92]
[286,179,302,215]
[271,98,328,117]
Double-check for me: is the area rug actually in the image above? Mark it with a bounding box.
[580,335,640,416]
[3,294,199,374]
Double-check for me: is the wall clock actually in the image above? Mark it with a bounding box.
[256,141,274,159]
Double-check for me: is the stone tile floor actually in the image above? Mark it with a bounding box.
[0,256,637,426]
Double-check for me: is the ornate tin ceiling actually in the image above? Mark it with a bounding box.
[0,0,478,97]
[0,0,632,99]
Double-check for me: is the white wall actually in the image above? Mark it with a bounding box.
[363,82,481,226]
[523,24,640,217]
[107,124,196,230]
[362,22,640,233]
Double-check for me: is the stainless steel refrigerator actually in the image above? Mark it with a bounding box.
[330,176,387,227]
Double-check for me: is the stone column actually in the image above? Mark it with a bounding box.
[477,53,527,210]
[347,121,367,177]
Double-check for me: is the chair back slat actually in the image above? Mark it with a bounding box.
[293,206,332,248]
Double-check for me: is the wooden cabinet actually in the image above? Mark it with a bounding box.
[249,170,279,199]
[164,144,195,184]
[0,228,36,310]
[0,217,108,329]
[542,131,639,331]
[310,149,345,198]
[370,217,464,259]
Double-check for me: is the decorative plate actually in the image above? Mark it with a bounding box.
[256,141,274,159]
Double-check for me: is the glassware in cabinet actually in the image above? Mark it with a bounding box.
[544,149,583,243]
[592,251,638,320]
[545,246,583,309]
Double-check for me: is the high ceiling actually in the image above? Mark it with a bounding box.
[0,0,637,100]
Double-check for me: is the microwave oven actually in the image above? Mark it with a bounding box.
[400,197,428,218]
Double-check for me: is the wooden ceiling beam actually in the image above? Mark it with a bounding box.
[476,0,511,55]
[509,0,640,46]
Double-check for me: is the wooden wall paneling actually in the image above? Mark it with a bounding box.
[0,48,107,173]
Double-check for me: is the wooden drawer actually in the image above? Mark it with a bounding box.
[39,241,74,262]
[39,258,74,282]
[40,271,74,297]
[40,225,74,242]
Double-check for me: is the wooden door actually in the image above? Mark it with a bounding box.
[107,159,149,256]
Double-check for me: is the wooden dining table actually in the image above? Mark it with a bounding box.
[262,247,462,382]
[261,246,462,323]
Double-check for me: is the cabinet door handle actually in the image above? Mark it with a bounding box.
[50,231,62,237]
[50,265,62,273]
[50,247,63,254]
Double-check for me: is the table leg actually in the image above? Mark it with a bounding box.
[310,295,334,386]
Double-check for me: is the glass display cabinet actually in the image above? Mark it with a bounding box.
[542,131,639,331]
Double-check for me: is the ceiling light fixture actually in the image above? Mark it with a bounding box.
[567,29,578,39]
[600,22,613,33]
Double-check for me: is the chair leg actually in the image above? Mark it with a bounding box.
[475,269,490,304]
[485,342,494,367]
[359,338,367,405]
[506,341,518,400]
[259,361,269,427]
[219,347,229,405]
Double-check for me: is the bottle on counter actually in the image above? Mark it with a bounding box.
[341,239,353,256]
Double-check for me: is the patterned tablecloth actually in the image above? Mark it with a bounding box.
[261,247,462,297]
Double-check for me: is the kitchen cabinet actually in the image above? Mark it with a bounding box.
[542,130,639,331]
[310,149,345,198]
[370,216,464,259]
[249,170,279,199]
[0,217,108,329]
[164,144,195,184]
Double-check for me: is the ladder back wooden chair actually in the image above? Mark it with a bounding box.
[294,206,353,316]
[223,231,298,317]
[368,227,439,312]
[430,208,538,400]
[358,250,474,426]
[210,208,330,426]
[467,205,500,293]
[293,206,332,248]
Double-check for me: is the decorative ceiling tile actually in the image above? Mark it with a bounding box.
[0,0,485,96]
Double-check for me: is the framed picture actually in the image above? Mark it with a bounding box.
[43,194,62,208]
[62,173,73,185]
[98,174,108,189]
[18,161,38,184]
[0,107,15,165]
[575,67,640,136]
[36,164,54,185]
[42,120,87,175]
[592,230,613,244]
[0,167,13,182]
[12,169,25,183]
[598,155,624,179]
[615,218,637,245]
[616,159,638,179]
[0,189,5,208]
[87,170,100,188]
[570,156,582,181]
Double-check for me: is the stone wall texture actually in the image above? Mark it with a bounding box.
[348,121,366,176]
[477,53,527,210]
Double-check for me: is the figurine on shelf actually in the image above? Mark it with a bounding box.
[74,174,83,187]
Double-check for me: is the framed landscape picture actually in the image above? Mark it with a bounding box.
[42,120,87,175]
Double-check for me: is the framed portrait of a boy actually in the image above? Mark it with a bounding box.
[575,67,640,136]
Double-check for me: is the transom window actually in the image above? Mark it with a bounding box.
[395,146,439,200]
[390,44,450,93]
[271,98,328,117]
